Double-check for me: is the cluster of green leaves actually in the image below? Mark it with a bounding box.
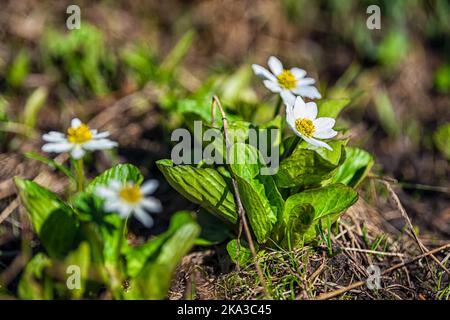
[14,164,199,299]
[157,99,374,264]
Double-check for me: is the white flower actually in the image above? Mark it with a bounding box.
[252,56,322,102]
[42,118,118,159]
[285,95,337,151]
[95,179,162,228]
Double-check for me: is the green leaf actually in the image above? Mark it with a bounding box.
[23,87,48,128]
[230,144,283,243]
[434,123,450,160]
[39,208,79,258]
[157,159,237,224]
[159,30,196,76]
[14,177,79,258]
[374,91,399,137]
[73,192,123,269]
[275,140,347,188]
[25,152,74,181]
[87,164,143,192]
[330,147,374,187]
[124,211,195,277]
[226,239,254,266]
[7,49,30,87]
[274,203,315,250]
[18,253,52,300]
[125,219,200,299]
[196,210,233,246]
[317,99,351,118]
[285,184,358,243]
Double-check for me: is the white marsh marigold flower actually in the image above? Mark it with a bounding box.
[42,118,117,159]
[252,56,322,102]
[285,96,337,151]
[95,179,162,228]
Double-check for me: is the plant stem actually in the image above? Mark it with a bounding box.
[74,158,85,192]
[273,96,282,118]
[211,96,271,299]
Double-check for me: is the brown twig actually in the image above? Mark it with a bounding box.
[211,96,270,298]
[380,180,450,277]
[316,242,450,300]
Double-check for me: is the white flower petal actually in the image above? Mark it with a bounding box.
[71,118,82,128]
[133,207,154,228]
[296,78,316,86]
[313,128,337,139]
[141,197,163,213]
[268,56,283,75]
[251,64,277,82]
[304,102,318,120]
[92,131,110,139]
[303,136,333,150]
[42,142,73,153]
[290,67,306,79]
[293,86,322,99]
[83,139,118,151]
[108,180,122,191]
[71,145,85,159]
[292,96,307,119]
[140,180,159,195]
[313,117,335,131]
[281,91,296,108]
[263,80,282,93]
[95,186,117,199]
[42,131,66,142]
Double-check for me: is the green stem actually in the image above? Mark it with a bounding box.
[75,158,85,192]
[110,218,127,300]
[273,96,282,118]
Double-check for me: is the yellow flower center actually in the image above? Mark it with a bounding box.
[67,124,93,144]
[295,118,315,138]
[277,69,297,90]
[119,185,142,204]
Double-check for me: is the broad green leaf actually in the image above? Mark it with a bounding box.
[273,203,315,250]
[18,253,52,300]
[286,184,358,243]
[14,177,79,258]
[73,192,123,270]
[230,144,283,243]
[125,220,200,299]
[317,99,351,118]
[330,147,374,187]
[287,184,358,221]
[87,164,143,192]
[39,208,79,258]
[196,210,233,246]
[124,211,195,277]
[275,140,347,188]
[434,123,450,160]
[226,239,253,266]
[157,159,237,224]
